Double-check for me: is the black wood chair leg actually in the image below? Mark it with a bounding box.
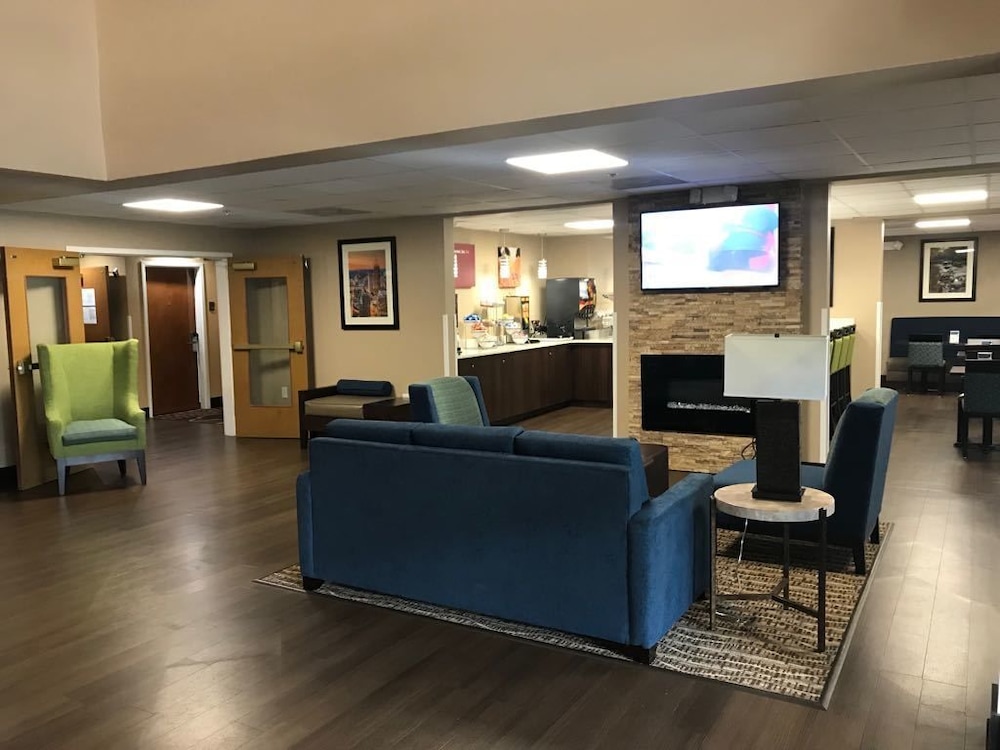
[852,543,867,575]
[621,644,657,665]
[302,576,324,591]
[117,459,127,477]
[870,521,881,545]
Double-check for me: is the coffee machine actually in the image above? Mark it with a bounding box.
[544,277,596,339]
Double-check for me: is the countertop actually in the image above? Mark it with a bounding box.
[457,336,612,360]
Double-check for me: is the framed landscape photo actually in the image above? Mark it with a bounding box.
[919,238,977,302]
[337,237,399,330]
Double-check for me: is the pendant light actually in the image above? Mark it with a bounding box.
[453,250,459,279]
[537,233,548,279]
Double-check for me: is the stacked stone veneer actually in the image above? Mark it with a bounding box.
[628,181,806,472]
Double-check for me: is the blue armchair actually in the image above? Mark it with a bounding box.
[408,376,489,426]
[714,387,898,573]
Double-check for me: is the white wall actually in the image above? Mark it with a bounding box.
[0,0,105,178]
[94,0,1000,177]
[543,234,614,317]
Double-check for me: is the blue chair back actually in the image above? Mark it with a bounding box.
[964,361,1000,414]
[408,376,490,425]
[824,387,898,541]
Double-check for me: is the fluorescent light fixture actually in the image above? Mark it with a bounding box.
[506,149,627,175]
[565,219,615,230]
[123,198,224,213]
[914,218,971,229]
[913,189,987,205]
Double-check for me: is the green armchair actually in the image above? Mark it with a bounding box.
[37,340,147,495]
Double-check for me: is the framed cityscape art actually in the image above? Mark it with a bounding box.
[337,236,400,329]
[919,238,977,302]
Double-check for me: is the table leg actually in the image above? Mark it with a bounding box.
[709,498,717,630]
[818,508,827,653]
[782,522,790,607]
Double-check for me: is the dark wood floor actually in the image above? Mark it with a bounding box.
[0,399,995,749]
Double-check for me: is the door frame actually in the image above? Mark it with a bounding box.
[140,259,211,416]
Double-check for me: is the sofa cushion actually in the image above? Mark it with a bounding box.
[336,379,393,397]
[412,423,522,453]
[62,418,138,446]
[514,431,648,513]
[326,420,414,444]
[305,394,387,418]
[514,431,637,467]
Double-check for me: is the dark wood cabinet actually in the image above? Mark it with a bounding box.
[458,342,611,424]
[573,344,613,405]
[458,355,501,419]
[543,345,573,406]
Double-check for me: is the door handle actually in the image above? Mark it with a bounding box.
[16,358,37,376]
[233,342,305,353]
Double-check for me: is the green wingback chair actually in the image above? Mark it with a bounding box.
[37,340,147,495]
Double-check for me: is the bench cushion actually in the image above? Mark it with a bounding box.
[62,418,138,446]
[304,394,387,418]
[336,379,393,397]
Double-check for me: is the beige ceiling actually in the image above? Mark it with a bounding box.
[454,205,612,236]
[831,172,1000,235]
[4,66,1000,229]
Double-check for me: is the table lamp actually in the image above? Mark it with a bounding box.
[723,333,830,502]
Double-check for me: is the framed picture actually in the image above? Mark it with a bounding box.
[337,237,399,329]
[454,242,475,288]
[919,238,977,302]
[498,246,521,289]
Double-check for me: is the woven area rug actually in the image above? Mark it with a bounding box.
[256,523,888,707]
[153,408,223,424]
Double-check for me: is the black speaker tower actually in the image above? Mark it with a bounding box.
[752,399,804,502]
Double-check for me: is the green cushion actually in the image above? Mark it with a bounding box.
[426,377,485,426]
[62,418,138,446]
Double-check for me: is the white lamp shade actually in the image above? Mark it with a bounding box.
[723,334,829,401]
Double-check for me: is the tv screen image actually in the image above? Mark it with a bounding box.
[640,203,780,291]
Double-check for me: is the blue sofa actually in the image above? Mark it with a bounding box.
[296,420,712,662]
[714,387,898,574]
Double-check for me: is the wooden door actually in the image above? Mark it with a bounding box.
[2,248,85,490]
[229,257,309,438]
[146,266,200,415]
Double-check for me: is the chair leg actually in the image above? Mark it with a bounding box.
[300,429,309,450]
[56,459,67,496]
[117,459,127,477]
[870,520,881,544]
[852,543,867,575]
[302,575,324,591]
[137,453,147,485]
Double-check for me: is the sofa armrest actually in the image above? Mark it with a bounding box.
[296,471,315,577]
[627,473,712,648]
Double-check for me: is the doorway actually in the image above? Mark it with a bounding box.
[144,266,201,415]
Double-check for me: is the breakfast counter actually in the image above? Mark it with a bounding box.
[458,336,613,360]
[457,337,613,424]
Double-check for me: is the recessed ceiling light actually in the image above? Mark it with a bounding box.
[565,219,615,230]
[123,198,224,213]
[913,189,987,205]
[914,218,971,229]
[506,149,627,175]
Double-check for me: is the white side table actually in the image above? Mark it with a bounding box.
[710,483,836,652]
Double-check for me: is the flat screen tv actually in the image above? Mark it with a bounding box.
[640,203,780,292]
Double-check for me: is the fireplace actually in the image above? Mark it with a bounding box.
[641,354,755,436]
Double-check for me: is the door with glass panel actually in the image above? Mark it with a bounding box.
[2,248,86,490]
[229,257,309,438]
